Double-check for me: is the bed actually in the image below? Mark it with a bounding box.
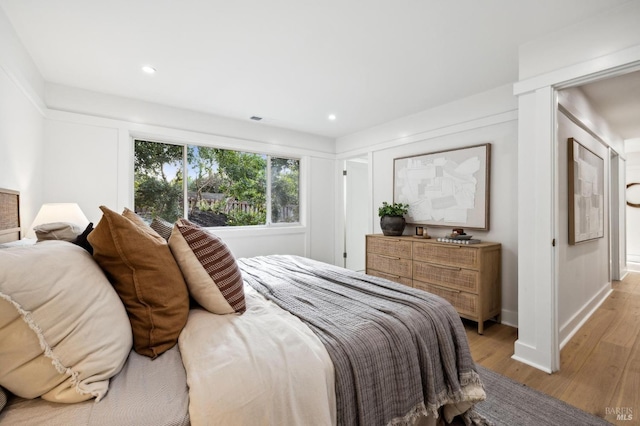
[0,190,487,426]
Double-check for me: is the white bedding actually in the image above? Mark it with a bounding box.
[179,284,336,426]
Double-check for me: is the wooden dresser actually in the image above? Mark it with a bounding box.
[366,234,501,334]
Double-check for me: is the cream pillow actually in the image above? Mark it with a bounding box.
[33,222,83,242]
[0,241,132,403]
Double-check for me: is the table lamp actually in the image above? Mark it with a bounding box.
[27,203,89,239]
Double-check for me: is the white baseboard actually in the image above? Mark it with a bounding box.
[500,309,518,328]
[559,284,612,349]
[512,340,554,374]
[626,262,640,273]
[620,268,629,280]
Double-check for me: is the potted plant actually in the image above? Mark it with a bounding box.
[378,202,409,236]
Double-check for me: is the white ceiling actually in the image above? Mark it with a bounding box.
[0,0,634,138]
[579,70,640,141]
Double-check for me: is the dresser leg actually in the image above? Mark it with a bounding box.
[478,320,484,335]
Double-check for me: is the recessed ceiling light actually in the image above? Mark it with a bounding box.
[142,65,156,74]
[328,114,337,121]
[250,116,263,121]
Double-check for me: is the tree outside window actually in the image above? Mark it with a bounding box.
[134,140,300,227]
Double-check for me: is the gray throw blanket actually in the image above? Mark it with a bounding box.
[239,255,486,426]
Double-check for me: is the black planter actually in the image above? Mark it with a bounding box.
[380,215,406,236]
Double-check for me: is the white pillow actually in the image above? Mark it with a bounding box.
[0,241,132,403]
[33,222,83,242]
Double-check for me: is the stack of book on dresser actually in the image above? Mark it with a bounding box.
[437,231,482,244]
[436,237,482,245]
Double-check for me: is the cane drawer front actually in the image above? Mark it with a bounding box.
[366,235,412,259]
[413,261,479,293]
[367,269,413,287]
[413,241,479,269]
[414,280,478,317]
[366,253,412,279]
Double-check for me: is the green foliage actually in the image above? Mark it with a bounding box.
[212,148,267,208]
[226,209,266,226]
[271,157,299,223]
[378,202,409,217]
[134,140,300,227]
[134,174,183,222]
[134,140,182,179]
[134,140,183,222]
[187,146,223,196]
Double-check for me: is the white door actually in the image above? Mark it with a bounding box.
[345,158,369,271]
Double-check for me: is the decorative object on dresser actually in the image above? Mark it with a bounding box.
[567,137,604,245]
[378,201,409,236]
[414,225,430,238]
[366,234,501,334]
[394,143,491,230]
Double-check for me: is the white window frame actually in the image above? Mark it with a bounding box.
[132,138,302,229]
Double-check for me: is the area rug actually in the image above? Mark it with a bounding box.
[465,365,612,425]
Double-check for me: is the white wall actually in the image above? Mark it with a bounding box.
[44,119,120,222]
[626,149,640,269]
[46,83,336,156]
[0,7,45,231]
[336,84,519,326]
[513,1,640,372]
[41,91,336,262]
[309,157,337,264]
[556,110,611,346]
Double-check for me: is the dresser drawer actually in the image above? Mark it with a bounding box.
[414,280,478,317]
[366,236,412,259]
[367,269,413,287]
[366,253,412,279]
[413,261,479,293]
[413,242,479,269]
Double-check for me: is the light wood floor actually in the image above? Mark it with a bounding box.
[465,272,640,425]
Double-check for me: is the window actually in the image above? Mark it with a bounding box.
[134,140,300,227]
[270,157,300,223]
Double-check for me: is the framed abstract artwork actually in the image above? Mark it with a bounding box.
[568,137,604,244]
[393,143,491,230]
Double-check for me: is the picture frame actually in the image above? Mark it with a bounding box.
[393,143,491,230]
[567,137,604,245]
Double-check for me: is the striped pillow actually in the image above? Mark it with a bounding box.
[169,219,246,314]
[0,386,6,413]
[150,218,173,241]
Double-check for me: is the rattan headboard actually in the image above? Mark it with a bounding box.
[0,188,21,243]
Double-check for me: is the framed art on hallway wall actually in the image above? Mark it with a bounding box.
[568,137,604,245]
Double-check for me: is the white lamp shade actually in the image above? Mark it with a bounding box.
[27,203,90,239]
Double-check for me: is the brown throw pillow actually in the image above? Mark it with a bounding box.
[88,206,189,358]
[121,208,164,242]
[169,218,246,314]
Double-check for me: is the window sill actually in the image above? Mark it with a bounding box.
[202,224,306,238]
